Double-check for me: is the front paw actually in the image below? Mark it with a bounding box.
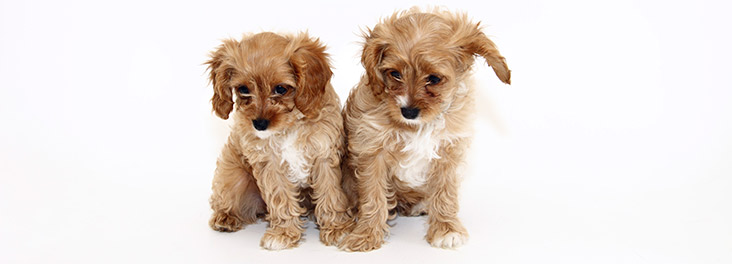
[319,214,355,246]
[209,211,243,232]
[260,229,301,250]
[338,228,384,252]
[320,224,353,246]
[426,221,468,249]
[429,231,468,248]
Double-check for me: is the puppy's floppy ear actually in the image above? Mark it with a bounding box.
[453,21,511,84]
[361,28,388,97]
[288,33,333,118]
[205,39,239,119]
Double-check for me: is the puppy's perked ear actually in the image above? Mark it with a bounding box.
[205,39,239,119]
[288,34,333,118]
[361,30,388,97]
[453,21,511,84]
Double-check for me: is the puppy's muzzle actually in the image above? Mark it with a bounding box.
[252,119,270,131]
[400,107,420,120]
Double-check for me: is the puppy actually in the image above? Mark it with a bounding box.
[205,32,352,250]
[339,8,511,251]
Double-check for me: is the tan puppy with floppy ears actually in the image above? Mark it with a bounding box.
[339,8,511,251]
[205,32,352,250]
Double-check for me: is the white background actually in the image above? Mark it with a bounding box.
[1,0,730,263]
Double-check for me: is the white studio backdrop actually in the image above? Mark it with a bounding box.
[0,0,730,263]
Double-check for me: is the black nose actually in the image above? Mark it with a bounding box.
[400,107,420,120]
[252,119,270,131]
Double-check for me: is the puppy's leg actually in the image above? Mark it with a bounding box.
[339,154,390,252]
[254,163,305,250]
[209,139,264,232]
[340,159,359,215]
[425,139,469,249]
[312,152,354,246]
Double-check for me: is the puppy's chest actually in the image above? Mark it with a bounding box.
[251,131,311,187]
[391,124,446,188]
[279,132,311,187]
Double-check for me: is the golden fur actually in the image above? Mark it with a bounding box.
[205,32,353,250]
[339,8,511,251]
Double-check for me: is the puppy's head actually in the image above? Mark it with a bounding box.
[362,8,511,125]
[206,32,332,137]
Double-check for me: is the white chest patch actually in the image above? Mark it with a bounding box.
[279,131,310,187]
[394,118,446,188]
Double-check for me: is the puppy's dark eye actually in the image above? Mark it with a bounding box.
[274,85,288,95]
[390,71,402,80]
[237,85,249,94]
[427,75,441,85]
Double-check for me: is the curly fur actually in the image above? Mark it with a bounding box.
[205,32,353,250]
[339,7,511,251]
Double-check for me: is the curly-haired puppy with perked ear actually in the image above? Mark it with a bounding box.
[339,8,511,251]
[205,32,352,250]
